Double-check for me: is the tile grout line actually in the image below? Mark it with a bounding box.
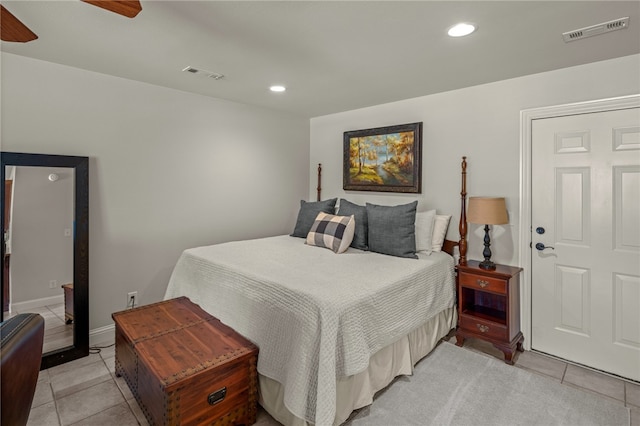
[560,361,568,384]
[52,381,63,426]
[519,355,627,405]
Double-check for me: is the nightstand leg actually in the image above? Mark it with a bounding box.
[495,333,524,365]
[455,332,465,347]
[492,343,517,365]
[503,349,516,365]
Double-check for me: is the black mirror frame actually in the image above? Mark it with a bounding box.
[1,152,89,369]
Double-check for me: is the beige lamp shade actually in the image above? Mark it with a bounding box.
[467,197,508,225]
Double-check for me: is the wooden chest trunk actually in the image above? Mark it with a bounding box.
[112,296,258,425]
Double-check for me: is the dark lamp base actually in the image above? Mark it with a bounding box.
[480,224,497,270]
[479,259,496,270]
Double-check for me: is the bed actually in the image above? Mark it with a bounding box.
[164,157,469,426]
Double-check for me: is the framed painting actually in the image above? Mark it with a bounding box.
[343,122,422,193]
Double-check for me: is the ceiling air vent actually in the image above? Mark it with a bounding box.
[181,66,224,80]
[563,17,629,42]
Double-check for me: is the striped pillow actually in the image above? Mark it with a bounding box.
[306,212,355,254]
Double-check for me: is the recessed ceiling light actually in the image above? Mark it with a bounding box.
[448,23,476,37]
[270,85,286,92]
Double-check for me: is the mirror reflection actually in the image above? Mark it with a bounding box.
[3,166,75,353]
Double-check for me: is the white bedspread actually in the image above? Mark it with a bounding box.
[164,235,455,426]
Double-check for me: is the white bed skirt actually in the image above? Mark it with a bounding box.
[259,307,457,426]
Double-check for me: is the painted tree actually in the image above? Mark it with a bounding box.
[385,134,399,161]
[395,132,414,170]
[350,137,370,174]
[349,138,360,169]
[371,135,385,166]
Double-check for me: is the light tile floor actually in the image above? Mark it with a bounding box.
[26,334,639,425]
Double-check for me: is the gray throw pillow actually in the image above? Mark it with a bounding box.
[366,201,418,259]
[290,198,338,238]
[337,199,368,250]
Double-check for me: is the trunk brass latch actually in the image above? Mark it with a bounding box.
[208,387,227,406]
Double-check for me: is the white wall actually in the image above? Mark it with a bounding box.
[1,53,310,331]
[310,54,640,267]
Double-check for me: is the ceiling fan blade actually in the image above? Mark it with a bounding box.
[1,5,38,43]
[81,0,142,18]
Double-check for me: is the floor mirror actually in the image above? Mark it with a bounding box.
[1,152,89,369]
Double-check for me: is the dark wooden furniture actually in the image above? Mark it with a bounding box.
[1,313,44,426]
[113,296,258,426]
[455,260,524,364]
[61,283,73,324]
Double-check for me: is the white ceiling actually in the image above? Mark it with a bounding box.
[2,1,639,118]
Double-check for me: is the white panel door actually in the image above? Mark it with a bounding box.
[531,107,640,381]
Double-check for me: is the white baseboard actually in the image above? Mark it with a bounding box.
[90,324,115,347]
[12,294,64,312]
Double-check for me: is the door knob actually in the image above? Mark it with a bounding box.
[535,243,555,251]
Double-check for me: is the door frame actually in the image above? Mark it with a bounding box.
[518,94,640,351]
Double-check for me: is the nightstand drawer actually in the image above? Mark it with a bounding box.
[459,272,506,294]
[459,314,508,341]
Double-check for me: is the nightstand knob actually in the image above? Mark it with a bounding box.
[477,324,489,333]
[477,279,489,288]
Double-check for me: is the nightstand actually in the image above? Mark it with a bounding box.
[455,260,524,364]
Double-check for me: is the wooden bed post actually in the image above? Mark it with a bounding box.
[459,157,468,265]
[317,163,322,201]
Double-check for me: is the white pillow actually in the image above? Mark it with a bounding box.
[431,214,452,252]
[415,210,436,254]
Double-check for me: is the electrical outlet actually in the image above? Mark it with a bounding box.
[49,280,58,289]
[127,291,138,309]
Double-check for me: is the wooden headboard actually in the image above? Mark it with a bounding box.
[315,156,468,263]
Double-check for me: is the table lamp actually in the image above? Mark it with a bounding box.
[467,197,508,270]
